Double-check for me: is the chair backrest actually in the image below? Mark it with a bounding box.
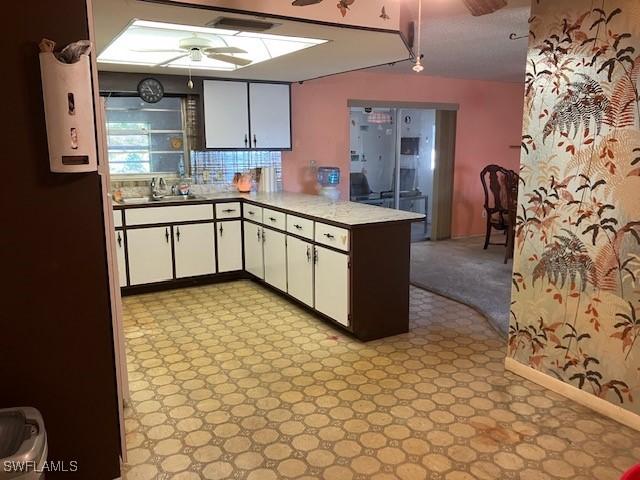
[350,172,372,198]
[480,164,511,213]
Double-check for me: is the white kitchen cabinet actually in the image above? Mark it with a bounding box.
[286,236,313,307]
[127,227,173,285]
[263,228,287,292]
[174,223,216,279]
[217,221,243,272]
[243,221,264,279]
[115,231,127,287]
[203,80,250,149]
[249,83,291,149]
[314,246,349,327]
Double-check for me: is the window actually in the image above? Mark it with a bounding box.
[105,96,188,175]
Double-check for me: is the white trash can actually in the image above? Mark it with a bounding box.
[0,407,47,480]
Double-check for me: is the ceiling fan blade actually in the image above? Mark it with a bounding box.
[207,53,252,67]
[292,0,324,5]
[155,54,189,67]
[131,49,185,53]
[462,0,507,16]
[204,46,248,54]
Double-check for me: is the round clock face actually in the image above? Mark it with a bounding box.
[137,78,164,104]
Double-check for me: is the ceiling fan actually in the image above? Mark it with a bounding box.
[291,0,508,17]
[132,35,252,67]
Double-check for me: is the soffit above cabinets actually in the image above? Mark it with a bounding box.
[93,0,412,82]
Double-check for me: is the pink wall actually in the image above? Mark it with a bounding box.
[282,70,524,237]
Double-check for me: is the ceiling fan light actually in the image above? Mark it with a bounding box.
[412,60,424,73]
[462,0,507,16]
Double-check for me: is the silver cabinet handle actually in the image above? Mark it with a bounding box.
[257,229,261,241]
[248,211,255,215]
[324,233,335,239]
[176,227,181,242]
[244,134,248,147]
[262,228,266,243]
[223,208,236,213]
[219,224,224,235]
[313,247,318,264]
[294,224,303,230]
[165,228,170,243]
[306,245,311,262]
[117,232,122,248]
[269,217,277,222]
[253,134,257,148]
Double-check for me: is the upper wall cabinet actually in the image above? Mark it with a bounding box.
[249,83,291,150]
[203,80,250,149]
[203,80,291,151]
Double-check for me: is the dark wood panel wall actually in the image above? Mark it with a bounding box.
[1,1,121,478]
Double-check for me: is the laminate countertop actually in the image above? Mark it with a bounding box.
[115,192,425,227]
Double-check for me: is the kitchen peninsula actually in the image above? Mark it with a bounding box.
[113,192,423,341]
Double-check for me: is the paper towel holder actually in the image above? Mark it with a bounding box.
[39,43,98,173]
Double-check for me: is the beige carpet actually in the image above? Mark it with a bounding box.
[411,235,512,337]
[122,281,639,480]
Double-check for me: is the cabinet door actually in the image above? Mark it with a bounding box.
[263,228,287,292]
[286,236,313,307]
[249,83,291,149]
[314,246,349,327]
[127,227,173,285]
[174,223,216,278]
[243,221,264,279]
[217,221,243,273]
[203,80,250,149]
[115,231,127,287]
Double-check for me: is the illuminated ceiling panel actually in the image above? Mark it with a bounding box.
[98,20,328,72]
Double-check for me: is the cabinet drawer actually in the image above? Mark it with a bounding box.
[315,223,349,252]
[126,205,213,226]
[216,202,241,219]
[286,214,314,240]
[263,208,286,231]
[243,204,263,223]
[113,210,123,228]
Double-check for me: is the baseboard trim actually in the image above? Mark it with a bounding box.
[504,357,640,432]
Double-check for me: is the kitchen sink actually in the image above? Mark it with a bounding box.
[119,195,199,204]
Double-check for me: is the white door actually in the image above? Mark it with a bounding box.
[249,83,291,149]
[174,223,216,278]
[203,80,250,149]
[217,221,243,272]
[114,231,127,287]
[243,221,264,279]
[127,227,173,285]
[314,246,349,327]
[287,236,313,307]
[263,228,287,292]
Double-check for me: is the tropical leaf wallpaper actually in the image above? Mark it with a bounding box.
[509,0,640,416]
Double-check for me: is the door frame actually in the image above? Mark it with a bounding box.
[347,100,458,240]
[86,0,129,465]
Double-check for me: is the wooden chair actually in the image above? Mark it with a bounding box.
[480,164,511,250]
[504,170,520,263]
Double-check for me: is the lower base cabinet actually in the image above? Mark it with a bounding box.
[314,245,349,327]
[127,226,173,285]
[243,221,264,279]
[263,229,287,292]
[175,223,216,278]
[286,236,313,307]
[217,221,243,272]
[115,231,127,287]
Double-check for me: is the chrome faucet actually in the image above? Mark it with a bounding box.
[150,177,157,196]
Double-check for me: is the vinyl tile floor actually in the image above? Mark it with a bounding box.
[122,281,639,480]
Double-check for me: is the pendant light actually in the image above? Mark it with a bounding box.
[412,0,424,73]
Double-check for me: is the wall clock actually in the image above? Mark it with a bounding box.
[137,78,164,104]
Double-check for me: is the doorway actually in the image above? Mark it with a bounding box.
[348,101,457,242]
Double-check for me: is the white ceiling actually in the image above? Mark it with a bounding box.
[380,0,531,83]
